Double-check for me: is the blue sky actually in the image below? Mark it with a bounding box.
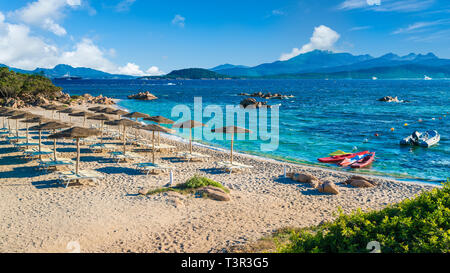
[0,0,449,75]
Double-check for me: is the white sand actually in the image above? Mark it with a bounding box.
[0,104,436,253]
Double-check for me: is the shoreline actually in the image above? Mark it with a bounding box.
[115,100,444,186]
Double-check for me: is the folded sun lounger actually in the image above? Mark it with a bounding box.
[176,151,211,162]
[134,162,175,175]
[58,170,104,188]
[216,161,254,173]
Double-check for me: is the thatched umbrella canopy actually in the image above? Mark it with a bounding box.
[87,114,111,143]
[111,109,128,118]
[123,112,150,121]
[0,109,16,131]
[140,124,175,163]
[44,105,67,119]
[173,120,207,154]
[105,119,141,155]
[87,106,106,113]
[57,107,77,122]
[98,107,116,114]
[7,111,29,137]
[48,127,101,175]
[211,126,252,164]
[30,122,71,161]
[144,115,174,146]
[10,112,39,141]
[68,111,94,127]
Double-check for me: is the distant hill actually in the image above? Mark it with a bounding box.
[140,68,229,79]
[213,50,373,76]
[0,64,135,79]
[210,64,249,71]
[265,64,450,79]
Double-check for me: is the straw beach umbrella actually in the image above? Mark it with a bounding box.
[123,112,150,121]
[105,119,140,155]
[140,124,175,163]
[22,116,50,147]
[7,110,27,137]
[111,109,129,119]
[27,117,57,160]
[144,115,174,146]
[57,108,77,122]
[172,120,207,154]
[11,112,39,143]
[211,126,252,164]
[48,127,101,175]
[69,111,93,127]
[30,122,71,161]
[0,108,15,131]
[44,104,66,119]
[87,114,111,143]
[88,106,106,113]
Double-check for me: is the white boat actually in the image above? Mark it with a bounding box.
[424,75,432,80]
[417,130,440,147]
[372,76,378,80]
[400,130,440,147]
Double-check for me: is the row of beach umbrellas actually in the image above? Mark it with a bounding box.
[1,104,252,174]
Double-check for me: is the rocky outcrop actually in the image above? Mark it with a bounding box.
[287,173,321,188]
[127,91,158,100]
[240,98,271,109]
[247,92,294,99]
[378,96,408,103]
[197,186,230,201]
[343,175,377,188]
[318,182,339,195]
[4,98,25,109]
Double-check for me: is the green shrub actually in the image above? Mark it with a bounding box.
[180,175,229,192]
[146,175,229,195]
[277,181,450,253]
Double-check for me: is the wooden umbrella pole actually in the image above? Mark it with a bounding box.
[231,133,234,164]
[16,119,18,137]
[83,116,86,127]
[101,121,104,143]
[123,126,126,155]
[152,131,155,163]
[26,123,29,146]
[53,130,57,161]
[189,127,192,154]
[158,130,161,146]
[38,130,42,160]
[76,138,80,175]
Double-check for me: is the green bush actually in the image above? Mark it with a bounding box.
[277,181,450,253]
[180,175,229,192]
[146,175,229,195]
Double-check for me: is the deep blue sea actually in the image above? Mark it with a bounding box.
[53,79,449,183]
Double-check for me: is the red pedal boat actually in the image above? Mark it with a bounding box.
[351,152,375,168]
[318,151,369,163]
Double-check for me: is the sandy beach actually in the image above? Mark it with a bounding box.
[0,104,437,253]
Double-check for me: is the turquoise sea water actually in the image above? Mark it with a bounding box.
[54,79,449,183]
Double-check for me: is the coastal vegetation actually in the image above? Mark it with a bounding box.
[238,181,449,253]
[147,175,229,195]
[139,68,231,80]
[0,67,62,104]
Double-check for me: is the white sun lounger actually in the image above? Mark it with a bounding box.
[216,161,254,173]
[89,143,116,152]
[134,162,175,175]
[176,151,211,162]
[110,151,145,163]
[58,170,104,188]
[38,158,74,172]
[140,143,176,152]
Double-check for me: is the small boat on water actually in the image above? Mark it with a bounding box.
[339,154,367,167]
[424,75,432,80]
[318,151,369,163]
[400,130,440,147]
[351,152,375,168]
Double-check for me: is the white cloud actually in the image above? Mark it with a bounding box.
[279,25,340,61]
[115,0,136,12]
[392,19,450,34]
[172,14,185,28]
[9,0,81,36]
[0,16,160,76]
[146,66,164,76]
[338,0,434,12]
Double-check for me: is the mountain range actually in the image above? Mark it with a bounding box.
[211,50,450,78]
[2,50,450,79]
